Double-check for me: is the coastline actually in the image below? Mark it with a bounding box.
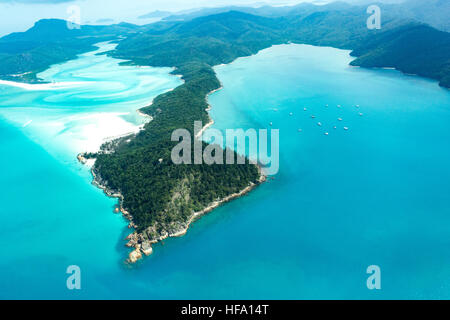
[88,161,266,264]
[78,82,266,264]
[195,85,223,139]
[137,109,153,120]
[80,150,265,264]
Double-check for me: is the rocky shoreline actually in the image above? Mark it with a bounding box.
[78,153,265,264]
[127,170,266,263]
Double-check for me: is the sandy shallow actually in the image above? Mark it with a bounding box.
[61,111,146,154]
[0,42,182,164]
[0,79,86,91]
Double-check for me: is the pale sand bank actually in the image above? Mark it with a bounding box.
[46,112,146,155]
[0,79,86,91]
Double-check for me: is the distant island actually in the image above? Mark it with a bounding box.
[1,1,449,262]
[138,10,172,20]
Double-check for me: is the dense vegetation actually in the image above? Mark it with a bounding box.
[1,2,449,241]
[350,23,450,88]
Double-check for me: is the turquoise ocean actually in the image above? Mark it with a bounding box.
[0,42,449,299]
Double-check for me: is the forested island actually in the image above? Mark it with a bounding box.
[1,1,449,262]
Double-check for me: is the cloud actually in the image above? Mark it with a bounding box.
[0,0,75,3]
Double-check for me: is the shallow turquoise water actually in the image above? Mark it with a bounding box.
[207,44,450,299]
[1,43,449,299]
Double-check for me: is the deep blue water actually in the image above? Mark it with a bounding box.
[1,43,449,299]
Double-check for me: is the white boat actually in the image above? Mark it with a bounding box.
[311,115,316,118]
[338,118,343,121]
[289,112,293,116]
[344,127,349,130]
[269,122,273,126]
[23,120,32,127]
[324,132,329,135]
[359,113,363,116]
[304,108,307,111]
[317,122,322,126]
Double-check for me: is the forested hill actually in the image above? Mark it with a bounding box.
[162,0,450,33]
[0,19,139,82]
[111,11,286,68]
[350,23,450,88]
[111,9,450,88]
